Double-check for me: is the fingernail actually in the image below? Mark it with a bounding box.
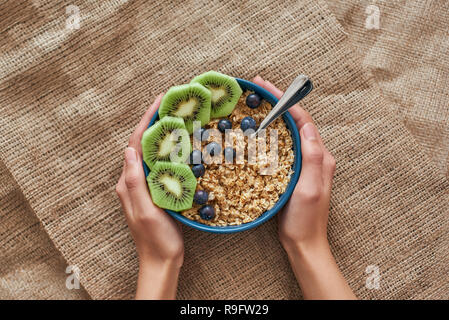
[303,123,317,140]
[125,147,137,164]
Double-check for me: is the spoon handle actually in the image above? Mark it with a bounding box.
[254,74,313,135]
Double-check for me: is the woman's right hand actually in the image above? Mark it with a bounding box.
[253,76,355,300]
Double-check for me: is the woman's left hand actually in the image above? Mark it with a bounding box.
[115,94,184,299]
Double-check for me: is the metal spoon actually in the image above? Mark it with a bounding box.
[253,74,313,136]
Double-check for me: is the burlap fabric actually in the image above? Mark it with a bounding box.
[0,0,447,299]
[326,0,449,177]
[0,161,89,299]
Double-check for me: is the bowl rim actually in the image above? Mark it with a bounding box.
[143,78,302,233]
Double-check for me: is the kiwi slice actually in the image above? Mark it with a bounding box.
[147,161,197,211]
[158,83,211,134]
[141,116,191,170]
[191,71,242,118]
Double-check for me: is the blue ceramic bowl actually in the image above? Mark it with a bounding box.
[143,78,302,233]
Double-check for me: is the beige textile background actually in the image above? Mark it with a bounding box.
[0,161,89,299]
[0,0,447,299]
[327,0,449,178]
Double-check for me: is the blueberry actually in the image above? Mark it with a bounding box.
[190,150,202,164]
[198,205,215,220]
[224,147,236,162]
[193,127,209,141]
[205,142,221,156]
[217,119,232,133]
[246,93,261,109]
[240,116,257,132]
[191,164,205,178]
[194,190,208,205]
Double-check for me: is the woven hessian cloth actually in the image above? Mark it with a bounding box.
[0,0,447,299]
[327,0,449,178]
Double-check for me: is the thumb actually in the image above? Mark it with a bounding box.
[298,123,324,197]
[124,147,152,215]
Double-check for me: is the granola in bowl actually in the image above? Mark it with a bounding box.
[142,71,300,232]
[181,91,295,226]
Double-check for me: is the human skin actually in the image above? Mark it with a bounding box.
[253,76,356,300]
[115,94,184,300]
[115,76,356,300]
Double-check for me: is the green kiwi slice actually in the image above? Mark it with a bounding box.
[147,161,197,211]
[158,83,211,134]
[141,116,191,170]
[191,71,242,118]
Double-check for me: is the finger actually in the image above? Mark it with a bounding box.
[297,123,324,197]
[252,76,314,130]
[135,94,163,136]
[253,75,284,99]
[253,76,334,194]
[124,147,153,217]
[252,75,264,88]
[115,163,133,218]
[128,94,163,155]
[265,80,314,130]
